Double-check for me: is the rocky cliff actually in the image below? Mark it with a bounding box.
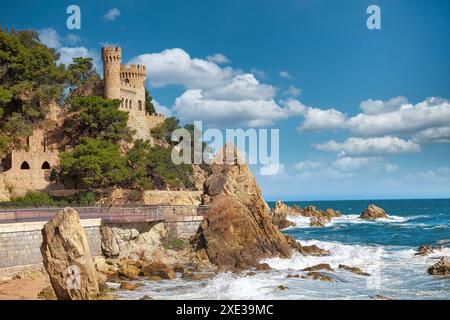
[192,145,293,270]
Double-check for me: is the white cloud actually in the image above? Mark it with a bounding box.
[332,157,379,172]
[407,166,450,183]
[251,68,267,80]
[348,97,450,137]
[173,89,296,127]
[58,47,99,67]
[206,53,230,64]
[384,163,400,173]
[294,160,326,171]
[38,28,98,68]
[38,28,61,48]
[279,71,293,79]
[283,85,302,97]
[314,136,421,157]
[153,100,173,117]
[359,96,408,115]
[104,8,121,21]
[299,107,347,132]
[130,48,307,127]
[412,126,450,144]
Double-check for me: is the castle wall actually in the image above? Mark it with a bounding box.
[0,130,59,200]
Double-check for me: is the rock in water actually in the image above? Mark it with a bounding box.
[270,200,295,229]
[41,207,99,300]
[193,144,292,270]
[360,204,388,220]
[428,257,450,276]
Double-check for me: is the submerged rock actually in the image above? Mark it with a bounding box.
[255,263,272,271]
[310,216,331,227]
[276,285,289,290]
[303,264,334,272]
[338,264,371,276]
[40,207,100,300]
[428,257,450,276]
[360,205,388,220]
[192,144,293,271]
[302,272,335,283]
[119,282,140,291]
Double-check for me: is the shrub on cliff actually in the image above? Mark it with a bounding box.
[11,191,55,207]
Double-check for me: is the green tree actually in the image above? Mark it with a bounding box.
[58,138,129,189]
[145,89,156,115]
[64,96,133,144]
[67,57,97,85]
[150,116,180,144]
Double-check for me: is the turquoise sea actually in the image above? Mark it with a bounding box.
[116,198,450,300]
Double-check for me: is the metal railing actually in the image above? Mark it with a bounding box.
[0,204,210,224]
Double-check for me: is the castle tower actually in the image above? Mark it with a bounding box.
[101,46,122,100]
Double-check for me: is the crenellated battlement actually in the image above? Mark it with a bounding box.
[101,46,122,63]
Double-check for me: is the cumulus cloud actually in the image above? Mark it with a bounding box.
[153,100,173,117]
[279,71,293,79]
[206,53,230,64]
[359,96,408,115]
[130,48,307,127]
[38,28,99,68]
[283,85,302,97]
[299,107,347,132]
[104,8,121,21]
[348,97,450,137]
[412,126,450,144]
[314,136,421,157]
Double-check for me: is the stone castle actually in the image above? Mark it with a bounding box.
[0,47,165,201]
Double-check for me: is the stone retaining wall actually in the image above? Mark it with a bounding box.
[0,219,102,271]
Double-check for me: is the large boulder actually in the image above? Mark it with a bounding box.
[193,144,293,270]
[270,200,295,229]
[428,257,450,276]
[100,221,166,259]
[40,207,99,300]
[360,205,388,220]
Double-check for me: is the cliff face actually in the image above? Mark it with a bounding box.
[193,145,292,270]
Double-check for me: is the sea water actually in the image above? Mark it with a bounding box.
[114,198,450,300]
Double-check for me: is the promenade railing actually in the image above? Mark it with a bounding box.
[0,204,210,224]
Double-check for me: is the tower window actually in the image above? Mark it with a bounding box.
[138,100,142,111]
[41,161,51,170]
[129,100,133,109]
[20,161,30,170]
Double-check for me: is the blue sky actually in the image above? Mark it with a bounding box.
[1,0,449,200]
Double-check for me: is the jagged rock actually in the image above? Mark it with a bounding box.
[142,261,175,280]
[276,285,289,290]
[100,221,166,259]
[415,244,444,256]
[140,295,153,300]
[40,207,100,300]
[119,282,140,291]
[173,264,185,273]
[192,144,293,270]
[286,274,301,278]
[255,263,272,271]
[427,257,450,276]
[182,272,212,280]
[117,259,142,280]
[285,236,330,256]
[338,264,371,276]
[302,272,335,282]
[303,264,334,272]
[270,200,295,229]
[360,205,388,220]
[93,256,117,276]
[310,216,331,227]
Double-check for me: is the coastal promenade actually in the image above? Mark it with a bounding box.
[0,204,210,224]
[0,205,209,275]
